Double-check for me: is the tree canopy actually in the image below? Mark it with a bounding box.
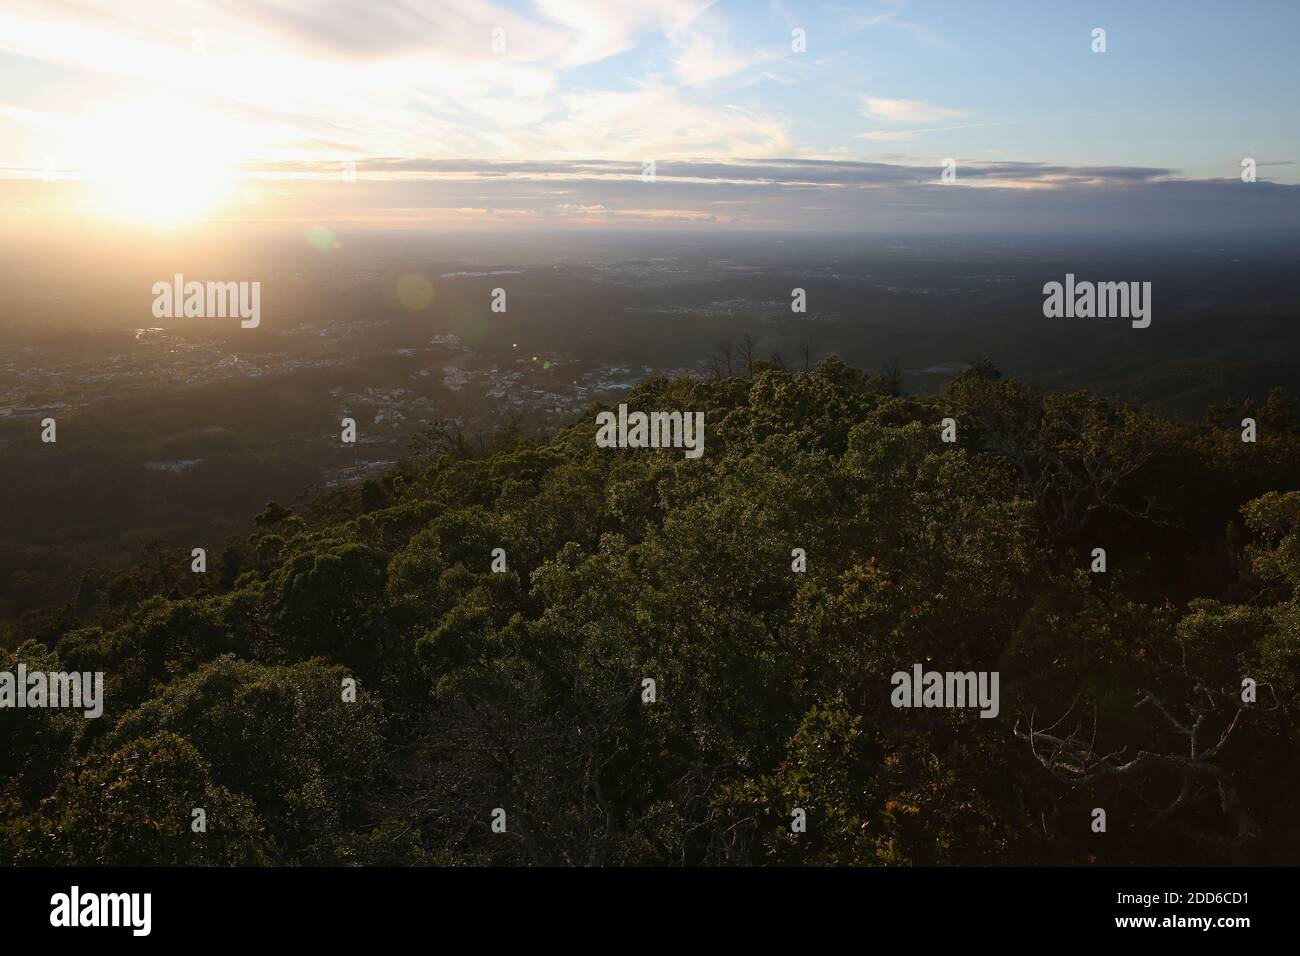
[3,358,1298,866]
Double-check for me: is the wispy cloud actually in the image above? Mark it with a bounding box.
[861,96,967,124]
[669,29,766,86]
[858,123,992,142]
[842,0,951,48]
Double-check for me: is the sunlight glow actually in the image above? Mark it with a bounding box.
[86,100,241,224]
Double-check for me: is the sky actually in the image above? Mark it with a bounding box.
[0,0,1296,232]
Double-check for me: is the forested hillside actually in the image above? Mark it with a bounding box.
[4,357,1298,866]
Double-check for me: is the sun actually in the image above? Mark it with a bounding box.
[86,100,241,225]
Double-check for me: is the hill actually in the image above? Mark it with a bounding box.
[3,358,1299,865]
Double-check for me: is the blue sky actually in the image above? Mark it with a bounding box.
[0,0,1295,230]
[703,0,1298,179]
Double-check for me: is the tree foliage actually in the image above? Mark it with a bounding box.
[4,360,1298,865]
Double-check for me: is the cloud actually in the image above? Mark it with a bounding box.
[531,0,710,67]
[662,5,770,86]
[670,31,766,85]
[857,123,992,142]
[215,0,563,62]
[844,0,951,48]
[858,131,918,142]
[861,96,966,123]
[231,156,1179,189]
[0,0,790,169]
[519,90,792,160]
[7,154,1295,236]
